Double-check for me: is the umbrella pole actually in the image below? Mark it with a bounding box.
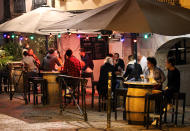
[45,35,48,52]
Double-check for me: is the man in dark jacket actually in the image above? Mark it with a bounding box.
[123,55,142,81]
[165,57,180,102]
[42,49,61,71]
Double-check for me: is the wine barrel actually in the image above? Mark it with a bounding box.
[125,83,161,124]
[42,72,61,105]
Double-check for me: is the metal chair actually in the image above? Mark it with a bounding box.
[57,75,88,121]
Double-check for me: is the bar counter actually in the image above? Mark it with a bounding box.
[124,81,160,124]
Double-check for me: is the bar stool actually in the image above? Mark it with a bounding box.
[144,92,164,130]
[92,80,98,108]
[32,78,47,105]
[114,88,128,120]
[27,77,41,103]
[171,92,186,125]
[81,72,94,108]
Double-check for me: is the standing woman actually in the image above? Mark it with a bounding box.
[145,57,166,90]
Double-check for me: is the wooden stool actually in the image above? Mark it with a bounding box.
[32,78,47,105]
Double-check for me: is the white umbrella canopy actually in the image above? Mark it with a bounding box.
[0,7,75,35]
[41,0,190,36]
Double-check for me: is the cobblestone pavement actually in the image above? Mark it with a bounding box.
[0,91,190,131]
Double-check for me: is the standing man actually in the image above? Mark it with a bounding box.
[113,53,125,75]
[80,48,94,73]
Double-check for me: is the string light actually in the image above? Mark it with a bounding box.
[7,35,10,39]
[97,34,102,39]
[11,34,15,39]
[133,39,137,43]
[144,34,149,39]
[19,36,23,41]
[25,37,28,41]
[3,34,7,38]
[30,35,34,40]
[86,35,89,40]
[120,35,125,42]
[77,34,81,38]
[58,34,61,38]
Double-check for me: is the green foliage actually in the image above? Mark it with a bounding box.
[3,41,22,61]
[0,41,22,70]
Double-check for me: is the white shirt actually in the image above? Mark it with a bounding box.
[140,56,148,74]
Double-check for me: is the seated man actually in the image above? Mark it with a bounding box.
[42,49,61,71]
[165,57,180,102]
[23,51,38,73]
[80,48,94,73]
[62,49,81,77]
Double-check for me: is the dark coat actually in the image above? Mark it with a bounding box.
[123,63,142,81]
[97,63,115,97]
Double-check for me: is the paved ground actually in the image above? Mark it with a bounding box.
[0,88,190,131]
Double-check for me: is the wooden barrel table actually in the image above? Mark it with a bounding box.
[124,81,160,125]
[41,71,61,105]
